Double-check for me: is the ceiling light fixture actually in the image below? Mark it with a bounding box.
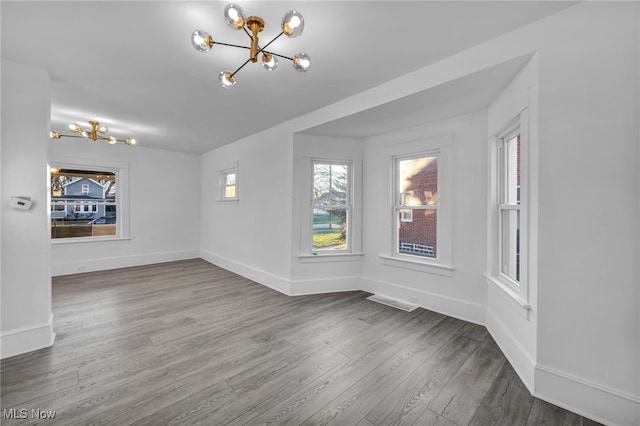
[191,3,310,88]
[50,120,136,146]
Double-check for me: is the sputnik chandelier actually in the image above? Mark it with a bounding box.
[191,3,310,88]
[50,121,136,146]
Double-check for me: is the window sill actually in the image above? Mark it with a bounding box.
[52,236,131,245]
[379,255,453,277]
[484,273,531,314]
[298,252,364,263]
[217,199,239,203]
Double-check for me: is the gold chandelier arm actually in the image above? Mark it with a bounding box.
[214,41,252,50]
[230,58,253,78]
[50,131,135,146]
[256,32,285,58]
[263,50,293,61]
[230,31,287,78]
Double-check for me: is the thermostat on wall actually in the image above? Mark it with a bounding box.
[9,197,33,210]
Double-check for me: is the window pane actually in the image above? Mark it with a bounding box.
[313,163,348,206]
[225,185,236,198]
[313,208,347,250]
[501,209,520,282]
[398,157,438,206]
[50,168,117,239]
[226,173,236,186]
[503,134,520,205]
[398,209,437,258]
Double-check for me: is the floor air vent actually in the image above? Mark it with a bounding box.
[366,294,418,312]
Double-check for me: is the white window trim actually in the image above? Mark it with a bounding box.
[387,135,453,274]
[49,157,130,244]
[300,157,362,260]
[486,109,530,310]
[219,166,239,202]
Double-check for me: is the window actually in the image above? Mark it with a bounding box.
[499,133,521,282]
[379,135,452,275]
[220,167,238,201]
[394,154,439,259]
[312,161,351,252]
[486,109,530,308]
[73,203,98,213]
[49,164,124,240]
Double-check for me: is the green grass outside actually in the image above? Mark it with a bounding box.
[313,214,342,224]
[313,228,346,248]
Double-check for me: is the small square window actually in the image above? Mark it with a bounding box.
[220,167,239,201]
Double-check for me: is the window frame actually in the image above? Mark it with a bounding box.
[393,152,440,261]
[49,157,130,244]
[310,159,353,254]
[498,131,521,285]
[219,167,239,202]
[486,110,530,309]
[378,135,453,276]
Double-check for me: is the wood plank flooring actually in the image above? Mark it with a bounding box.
[1,259,601,425]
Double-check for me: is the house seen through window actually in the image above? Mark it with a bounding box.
[50,168,117,239]
[395,155,439,259]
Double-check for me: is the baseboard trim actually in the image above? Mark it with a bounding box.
[52,249,200,276]
[199,250,292,295]
[290,276,362,296]
[485,307,536,393]
[1,314,55,359]
[360,276,486,325]
[535,364,640,426]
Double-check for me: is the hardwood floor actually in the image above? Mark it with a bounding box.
[1,259,601,425]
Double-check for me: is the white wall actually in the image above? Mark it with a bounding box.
[291,134,364,295]
[50,142,201,276]
[199,3,639,425]
[200,129,294,294]
[485,57,539,393]
[1,60,55,358]
[361,112,488,325]
[532,3,639,424]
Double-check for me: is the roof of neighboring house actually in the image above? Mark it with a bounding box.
[62,178,107,188]
[52,195,115,201]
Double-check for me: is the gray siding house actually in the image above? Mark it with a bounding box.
[51,178,114,220]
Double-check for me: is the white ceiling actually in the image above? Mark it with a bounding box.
[1,1,574,154]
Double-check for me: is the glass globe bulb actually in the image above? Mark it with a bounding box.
[81,130,91,138]
[125,138,136,146]
[106,136,117,144]
[224,4,246,30]
[50,130,61,139]
[282,10,304,37]
[219,70,237,88]
[262,54,279,71]
[292,52,311,72]
[98,124,108,134]
[191,29,213,53]
[68,123,81,133]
